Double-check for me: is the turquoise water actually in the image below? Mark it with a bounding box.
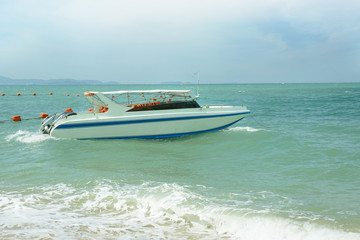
[0,83,359,239]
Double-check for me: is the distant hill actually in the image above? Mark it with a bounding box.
[0,75,119,85]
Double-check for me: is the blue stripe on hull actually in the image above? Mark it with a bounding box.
[79,118,244,140]
[55,111,250,130]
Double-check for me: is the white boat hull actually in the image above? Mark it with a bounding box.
[48,107,249,139]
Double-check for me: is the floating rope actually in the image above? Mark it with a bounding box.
[0,92,82,96]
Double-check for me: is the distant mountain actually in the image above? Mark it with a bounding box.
[0,75,119,85]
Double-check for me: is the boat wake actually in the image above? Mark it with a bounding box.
[5,130,55,143]
[0,180,358,240]
[226,126,262,132]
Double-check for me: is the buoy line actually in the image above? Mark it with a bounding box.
[1,108,73,123]
[0,116,43,123]
[1,93,81,96]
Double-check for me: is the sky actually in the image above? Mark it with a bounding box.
[0,0,359,84]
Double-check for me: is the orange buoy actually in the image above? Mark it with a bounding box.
[40,113,49,119]
[88,108,93,112]
[65,108,73,112]
[12,115,21,121]
[66,94,70,96]
[126,95,130,98]
[17,93,21,96]
[49,92,53,95]
[84,92,95,96]
[1,93,5,96]
[159,95,163,98]
[141,94,145,98]
[151,98,156,101]
[33,93,36,96]
[111,95,115,98]
[76,94,79,97]
[167,99,171,102]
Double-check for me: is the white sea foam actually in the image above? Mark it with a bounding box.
[5,130,55,143]
[0,181,359,240]
[226,126,262,132]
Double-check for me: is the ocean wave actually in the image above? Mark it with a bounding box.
[0,181,358,240]
[5,130,55,143]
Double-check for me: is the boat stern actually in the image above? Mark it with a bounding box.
[40,112,77,135]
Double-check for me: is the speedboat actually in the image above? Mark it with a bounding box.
[40,90,250,139]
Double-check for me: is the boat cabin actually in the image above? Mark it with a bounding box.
[84,90,200,113]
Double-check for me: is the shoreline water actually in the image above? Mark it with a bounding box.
[1,83,359,239]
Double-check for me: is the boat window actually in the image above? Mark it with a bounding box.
[127,100,200,112]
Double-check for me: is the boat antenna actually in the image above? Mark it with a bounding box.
[196,72,200,98]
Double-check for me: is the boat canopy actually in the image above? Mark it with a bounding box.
[87,90,193,98]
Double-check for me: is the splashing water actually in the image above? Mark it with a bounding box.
[226,126,262,132]
[5,130,55,143]
[0,181,359,240]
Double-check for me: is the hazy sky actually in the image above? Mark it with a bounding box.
[0,0,359,83]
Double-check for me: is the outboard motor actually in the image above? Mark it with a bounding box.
[40,112,77,134]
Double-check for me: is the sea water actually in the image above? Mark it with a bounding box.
[0,83,359,239]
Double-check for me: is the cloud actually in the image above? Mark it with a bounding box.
[0,0,359,82]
